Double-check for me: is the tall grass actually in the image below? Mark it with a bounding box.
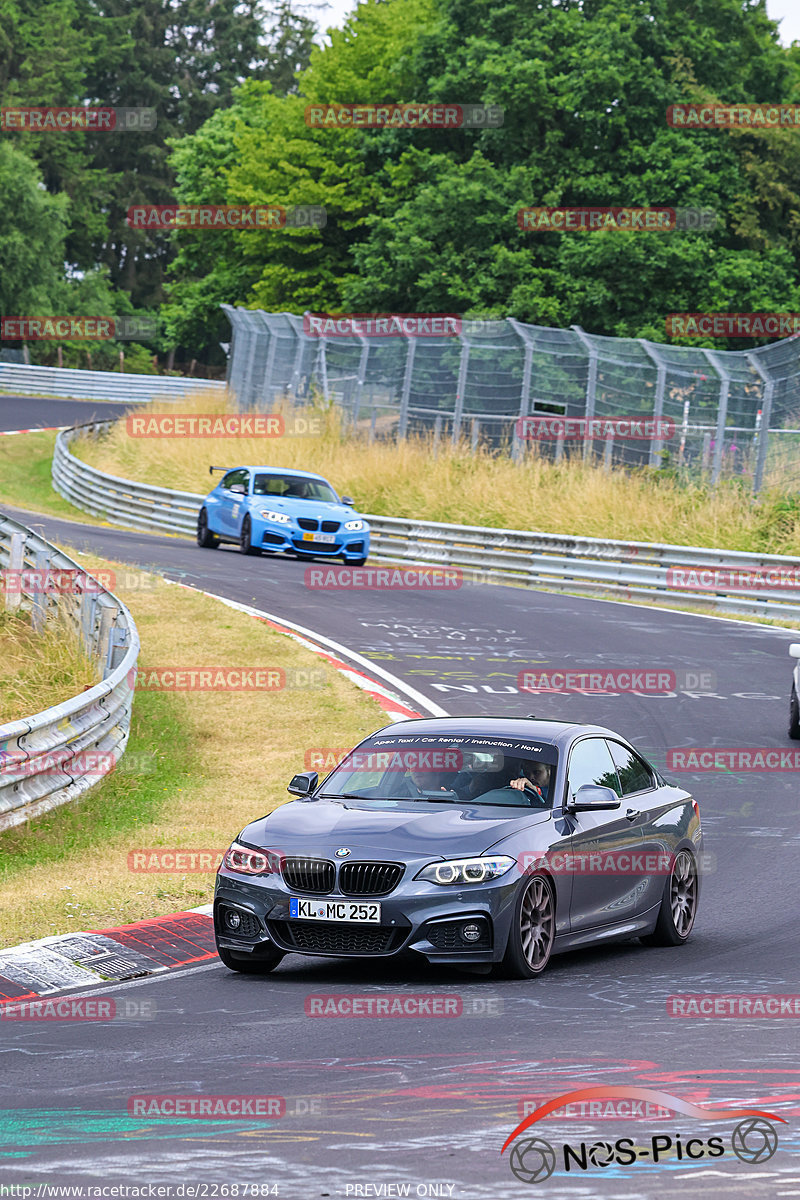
[72,392,800,555]
[0,609,100,724]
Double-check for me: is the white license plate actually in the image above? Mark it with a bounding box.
[289,898,381,922]
[302,532,336,544]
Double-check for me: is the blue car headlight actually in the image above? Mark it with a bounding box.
[344,519,365,531]
[415,855,515,885]
[260,510,291,524]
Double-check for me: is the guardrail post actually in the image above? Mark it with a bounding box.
[98,603,116,670]
[5,532,24,613]
[30,547,50,632]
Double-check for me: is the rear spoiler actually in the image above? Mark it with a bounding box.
[209,465,229,475]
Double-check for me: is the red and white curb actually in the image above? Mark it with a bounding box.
[0,595,445,1001]
[0,425,67,437]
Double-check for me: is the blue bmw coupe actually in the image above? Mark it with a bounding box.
[197,465,369,562]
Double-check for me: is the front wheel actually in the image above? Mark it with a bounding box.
[197,508,219,549]
[499,873,555,979]
[790,684,800,739]
[641,848,698,946]
[239,515,261,556]
[217,945,285,974]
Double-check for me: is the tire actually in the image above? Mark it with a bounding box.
[239,515,261,556]
[789,684,800,740]
[499,873,555,979]
[217,944,285,974]
[641,848,698,947]
[196,508,219,549]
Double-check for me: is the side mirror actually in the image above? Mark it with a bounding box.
[570,784,620,812]
[288,771,318,797]
[229,483,247,495]
[341,496,354,506]
[790,643,800,659]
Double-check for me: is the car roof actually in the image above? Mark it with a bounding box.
[232,466,329,481]
[363,715,626,750]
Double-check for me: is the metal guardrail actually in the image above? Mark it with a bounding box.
[0,362,225,403]
[52,419,800,622]
[0,511,140,832]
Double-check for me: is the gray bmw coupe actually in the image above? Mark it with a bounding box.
[214,717,702,978]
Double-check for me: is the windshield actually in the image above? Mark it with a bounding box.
[253,473,338,502]
[318,734,559,809]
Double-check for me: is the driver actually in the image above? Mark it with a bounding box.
[509,761,550,802]
[396,766,447,798]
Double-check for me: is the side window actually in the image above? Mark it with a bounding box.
[566,738,621,802]
[222,468,249,492]
[608,742,655,795]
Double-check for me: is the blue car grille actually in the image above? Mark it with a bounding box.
[297,518,318,531]
[321,520,340,533]
[295,518,341,533]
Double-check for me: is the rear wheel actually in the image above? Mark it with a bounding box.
[641,848,698,946]
[239,515,261,556]
[790,684,800,739]
[217,945,285,974]
[197,508,219,549]
[499,873,555,979]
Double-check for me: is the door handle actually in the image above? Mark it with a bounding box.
[625,808,643,822]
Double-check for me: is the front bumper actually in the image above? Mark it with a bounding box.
[214,866,520,965]
[254,518,369,559]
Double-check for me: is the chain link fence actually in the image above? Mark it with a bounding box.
[221,307,800,494]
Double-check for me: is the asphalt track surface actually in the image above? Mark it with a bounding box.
[1,402,798,1197]
[0,395,139,431]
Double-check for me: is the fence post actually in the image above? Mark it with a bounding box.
[471,418,480,454]
[640,341,668,467]
[703,349,728,486]
[433,415,442,457]
[352,335,370,429]
[571,326,598,462]
[603,434,614,471]
[747,353,774,495]
[259,313,278,410]
[5,532,24,614]
[452,334,470,444]
[398,336,416,440]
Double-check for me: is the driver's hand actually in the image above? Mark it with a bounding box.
[510,778,542,796]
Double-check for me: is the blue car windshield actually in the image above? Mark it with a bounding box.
[253,473,337,502]
[318,735,559,809]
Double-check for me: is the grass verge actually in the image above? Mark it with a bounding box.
[0,546,386,948]
[71,393,800,556]
[0,430,111,525]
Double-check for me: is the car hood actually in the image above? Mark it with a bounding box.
[248,498,360,521]
[241,798,551,859]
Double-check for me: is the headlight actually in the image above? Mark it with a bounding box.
[221,841,278,876]
[344,519,365,531]
[415,855,515,885]
[260,510,291,524]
